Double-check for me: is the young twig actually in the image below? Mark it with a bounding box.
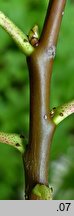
[51,100,74,125]
[0,132,25,153]
[0,11,34,56]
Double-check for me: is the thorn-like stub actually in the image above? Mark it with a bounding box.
[46,45,56,59]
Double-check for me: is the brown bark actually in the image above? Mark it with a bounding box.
[24,0,66,199]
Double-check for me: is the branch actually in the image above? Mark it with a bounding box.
[0,132,25,154]
[0,11,34,56]
[25,0,67,199]
[51,100,74,125]
[40,0,66,51]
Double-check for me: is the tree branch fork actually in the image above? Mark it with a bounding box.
[0,0,74,199]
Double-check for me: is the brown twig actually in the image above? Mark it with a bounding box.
[24,0,67,199]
